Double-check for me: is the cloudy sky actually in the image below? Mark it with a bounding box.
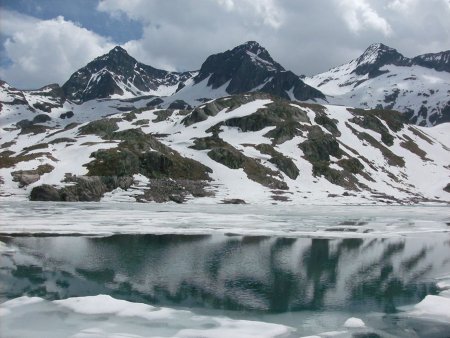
[1,0,449,89]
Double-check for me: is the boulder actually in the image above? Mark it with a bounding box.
[30,184,61,201]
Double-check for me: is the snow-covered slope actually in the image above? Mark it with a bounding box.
[305,43,450,126]
[1,92,449,204]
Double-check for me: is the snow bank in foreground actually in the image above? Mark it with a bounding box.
[0,295,292,338]
[409,295,450,321]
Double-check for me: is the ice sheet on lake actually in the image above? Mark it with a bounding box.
[0,295,292,338]
[0,201,449,238]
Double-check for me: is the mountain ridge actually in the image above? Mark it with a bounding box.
[61,41,325,106]
[2,41,450,126]
[305,43,450,126]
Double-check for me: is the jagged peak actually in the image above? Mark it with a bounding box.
[356,43,400,65]
[233,41,270,58]
[108,46,129,55]
[226,41,283,72]
[91,46,134,65]
[236,40,263,51]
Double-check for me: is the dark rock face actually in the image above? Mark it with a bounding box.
[16,119,33,129]
[444,183,450,193]
[32,114,51,124]
[141,179,213,203]
[255,144,299,179]
[60,111,74,119]
[413,50,450,73]
[30,176,134,202]
[194,41,325,101]
[62,46,194,103]
[60,176,110,201]
[78,118,120,138]
[182,94,263,126]
[168,100,192,110]
[200,95,311,133]
[84,128,212,181]
[222,198,246,204]
[261,71,325,101]
[348,107,405,145]
[30,184,61,201]
[191,134,287,190]
[195,41,284,89]
[60,176,133,202]
[299,126,341,163]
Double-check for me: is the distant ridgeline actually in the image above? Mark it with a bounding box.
[0,42,449,204]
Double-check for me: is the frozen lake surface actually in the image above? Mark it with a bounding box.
[1,201,449,237]
[1,202,450,337]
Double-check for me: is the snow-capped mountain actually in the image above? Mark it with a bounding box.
[304,43,450,126]
[61,42,325,109]
[4,41,449,126]
[1,41,449,204]
[189,41,324,101]
[62,46,196,103]
[1,90,449,204]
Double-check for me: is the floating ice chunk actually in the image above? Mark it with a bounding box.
[176,316,291,338]
[0,296,44,309]
[344,317,365,328]
[410,295,450,321]
[437,281,450,290]
[440,290,450,298]
[0,241,16,253]
[55,294,177,321]
[2,295,292,338]
[0,296,43,317]
[301,331,348,337]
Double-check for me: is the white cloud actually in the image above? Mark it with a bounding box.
[225,0,284,29]
[96,0,284,72]
[336,0,393,36]
[98,0,283,29]
[388,0,417,11]
[0,10,114,88]
[217,0,235,11]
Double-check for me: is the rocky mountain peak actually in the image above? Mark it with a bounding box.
[92,46,137,71]
[353,43,410,77]
[233,41,274,63]
[108,45,129,55]
[62,47,193,103]
[194,41,285,87]
[356,43,396,64]
[190,41,324,101]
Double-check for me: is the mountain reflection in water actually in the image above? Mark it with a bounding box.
[1,233,448,315]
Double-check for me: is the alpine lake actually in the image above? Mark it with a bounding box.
[1,201,450,338]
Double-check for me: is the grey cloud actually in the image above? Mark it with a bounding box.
[1,0,449,88]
